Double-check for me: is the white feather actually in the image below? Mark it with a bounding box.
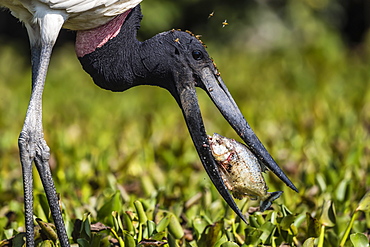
[0,0,143,30]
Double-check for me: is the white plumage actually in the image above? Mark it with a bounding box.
[1,0,142,30]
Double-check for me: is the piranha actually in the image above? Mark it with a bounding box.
[208,133,283,212]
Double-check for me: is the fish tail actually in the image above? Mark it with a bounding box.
[260,191,283,212]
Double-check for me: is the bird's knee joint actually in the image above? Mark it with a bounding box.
[18,131,30,151]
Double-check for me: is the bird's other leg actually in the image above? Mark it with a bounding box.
[19,12,70,247]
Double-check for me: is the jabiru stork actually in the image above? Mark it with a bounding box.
[0,1,298,246]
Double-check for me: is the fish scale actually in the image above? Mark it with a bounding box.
[208,133,283,211]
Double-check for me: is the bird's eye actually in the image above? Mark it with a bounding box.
[192,50,203,60]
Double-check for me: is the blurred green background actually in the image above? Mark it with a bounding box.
[0,0,369,246]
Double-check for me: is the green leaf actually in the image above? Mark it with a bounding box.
[144,220,156,239]
[112,211,124,233]
[302,237,316,247]
[168,214,184,239]
[279,215,296,231]
[79,214,92,241]
[306,213,321,238]
[124,232,136,247]
[97,192,122,219]
[220,241,239,247]
[198,221,223,247]
[350,233,370,247]
[335,179,348,202]
[122,212,135,235]
[356,191,370,213]
[10,233,26,247]
[77,238,90,247]
[39,240,55,247]
[151,231,167,241]
[36,194,50,220]
[168,233,179,247]
[90,234,103,247]
[36,218,58,242]
[320,200,336,227]
[134,200,147,224]
[156,214,171,233]
[259,221,275,243]
[244,228,262,246]
[192,216,208,240]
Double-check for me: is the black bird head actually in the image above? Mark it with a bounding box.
[78,5,298,223]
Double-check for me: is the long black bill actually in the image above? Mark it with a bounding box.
[173,70,248,223]
[172,65,297,223]
[199,67,298,193]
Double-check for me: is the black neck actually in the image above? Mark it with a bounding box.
[78,5,176,92]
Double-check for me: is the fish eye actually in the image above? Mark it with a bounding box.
[192,50,203,60]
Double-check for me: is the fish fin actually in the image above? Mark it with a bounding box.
[260,191,283,212]
[232,191,245,200]
[260,163,267,172]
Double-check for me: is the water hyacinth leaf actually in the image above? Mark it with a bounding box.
[220,241,239,247]
[123,212,135,235]
[77,238,90,247]
[320,200,336,227]
[111,211,123,233]
[306,213,321,238]
[225,228,236,243]
[167,233,179,247]
[3,228,14,240]
[150,231,167,241]
[248,215,260,228]
[36,218,58,242]
[79,214,92,241]
[316,174,327,192]
[293,213,307,229]
[326,230,339,247]
[7,233,25,247]
[90,234,102,247]
[335,179,348,202]
[259,221,275,243]
[0,217,7,236]
[134,200,148,224]
[339,211,359,247]
[214,235,229,247]
[279,215,296,231]
[244,228,262,246]
[255,213,265,226]
[144,220,157,238]
[39,240,55,247]
[198,221,222,247]
[37,194,51,220]
[97,192,122,219]
[302,237,315,247]
[192,216,209,239]
[168,214,184,239]
[123,232,136,247]
[34,226,42,241]
[350,233,370,247]
[356,191,370,213]
[109,227,124,246]
[156,214,171,233]
[280,204,293,217]
[269,211,278,225]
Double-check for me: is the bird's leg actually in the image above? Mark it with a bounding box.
[35,153,70,247]
[19,42,70,247]
[19,13,69,247]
